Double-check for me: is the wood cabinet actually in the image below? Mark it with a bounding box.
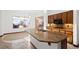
[48,13,62,23]
[57,13,62,19]
[48,16,51,23]
[51,15,54,22]
[48,10,73,24]
[48,15,54,23]
[67,10,73,24]
[53,14,58,20]
[48,11,73,44]
[62,12,67,23]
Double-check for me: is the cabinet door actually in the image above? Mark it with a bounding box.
[53,14,58,19]
[48,15,53,23]
[48,16,51,23]
[50,15,54,23]
[67,10,73,24]
[57,13,62,19]
[62,12,67,23]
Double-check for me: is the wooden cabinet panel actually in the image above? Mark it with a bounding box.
[67,10,73,24]
[62,12,67,23]
[48,15,53,23]
[50,15,54,23]
[53,13,62,19]
[57,13,62,19]
[53,14,58,19]
[48,10,73,24]
[48,16,51,23]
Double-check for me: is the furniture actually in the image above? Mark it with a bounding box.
[26,29,67,49]
[48,10,73,24]
[48,10,73,44]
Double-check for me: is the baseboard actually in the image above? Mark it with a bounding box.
[73,44,79,47]
[68,43,79,47]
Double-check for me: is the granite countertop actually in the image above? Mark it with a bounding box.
[26,29,67,43]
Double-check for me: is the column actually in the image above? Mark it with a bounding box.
[43,10,48,30]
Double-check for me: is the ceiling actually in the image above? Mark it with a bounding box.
[1,10,70,17]
[47,10,69,15]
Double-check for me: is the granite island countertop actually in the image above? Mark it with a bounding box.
[26,29,67,43]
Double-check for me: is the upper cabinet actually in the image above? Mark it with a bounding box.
[57,13,62,19]
[67,10,73,24]
[53,14,58,19]
[48,15,53,23]
[51,15,54,23]
[48,10,73,24]
[53,13,62,19]
[48,16,51,23]
[62,12,67,23]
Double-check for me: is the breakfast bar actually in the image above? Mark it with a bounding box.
[26,29,67,49]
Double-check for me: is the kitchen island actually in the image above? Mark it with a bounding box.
[26,29,67,49]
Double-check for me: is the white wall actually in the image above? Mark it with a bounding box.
[43,10,48,30]
[73,10,78,45]
[1,10,29,33]
[77,10,79,45]
[0,11,3,35]
[0,10,44,34]
[73,10,79,45]
[0,11,2,35]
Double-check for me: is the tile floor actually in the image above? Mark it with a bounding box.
[0,32,78,49]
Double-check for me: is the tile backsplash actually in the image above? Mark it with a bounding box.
[64,24,73,29]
